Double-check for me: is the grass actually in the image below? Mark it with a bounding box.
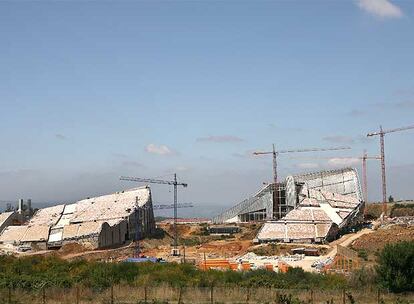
[1,286,413,304]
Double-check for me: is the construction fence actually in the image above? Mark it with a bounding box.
[1,285,413,304]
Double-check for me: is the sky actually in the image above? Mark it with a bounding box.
[1,0,414,216]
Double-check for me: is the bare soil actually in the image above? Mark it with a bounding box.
[351,225,414,254]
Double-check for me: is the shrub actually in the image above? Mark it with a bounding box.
[357,249,368,261]
[348,267,377,290]
[0,255,349,291]
[376,241,414,292]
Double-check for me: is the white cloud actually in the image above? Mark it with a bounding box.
[296,162,319,169]
[327,158,360,167]
[145,144,174,156]
[357,0,403,18]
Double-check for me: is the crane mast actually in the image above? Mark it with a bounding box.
[272,144,277,184]
[367,124,414,216]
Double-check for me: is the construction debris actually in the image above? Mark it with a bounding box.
[199,251,305,272]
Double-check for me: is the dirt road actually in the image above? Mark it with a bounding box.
[326,228,374,258]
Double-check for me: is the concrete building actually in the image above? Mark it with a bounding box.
[0,186,155,250]
[255,188,363,243]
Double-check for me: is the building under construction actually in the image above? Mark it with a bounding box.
[0,186,155,250]
[213,168,364,243]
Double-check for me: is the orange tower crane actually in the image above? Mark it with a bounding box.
[367,125,414,215]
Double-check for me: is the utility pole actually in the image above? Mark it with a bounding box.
[367,124,414,215]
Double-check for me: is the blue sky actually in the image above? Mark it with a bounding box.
[1,0,413,215]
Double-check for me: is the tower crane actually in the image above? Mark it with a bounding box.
[253,145,351,184]
[367,124,414,215]
[120,173,188,256]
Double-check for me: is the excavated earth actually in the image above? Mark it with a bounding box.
[351,225,414,254]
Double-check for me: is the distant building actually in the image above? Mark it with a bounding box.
[0,186,155,250]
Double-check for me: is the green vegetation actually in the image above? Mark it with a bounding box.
[180,237,202,246]
[390,203,414,217]
[0,241,413,295]
[366,201,414,218]
[356,249,368,261]
[0,255,347,292]
[376,241,414,293]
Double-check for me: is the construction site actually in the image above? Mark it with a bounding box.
[3,1,414,302]
[0,125,413,280]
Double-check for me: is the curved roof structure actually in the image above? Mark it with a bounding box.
[285,167,362,207]
[0,187,153,247]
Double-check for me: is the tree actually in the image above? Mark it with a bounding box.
[376,241,414,292]
[388,195,394,203]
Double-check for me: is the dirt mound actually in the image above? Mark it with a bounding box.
[351,225,414,254]
[238,223,262,240]
[58,243,88,255]
[159,223,202,238]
